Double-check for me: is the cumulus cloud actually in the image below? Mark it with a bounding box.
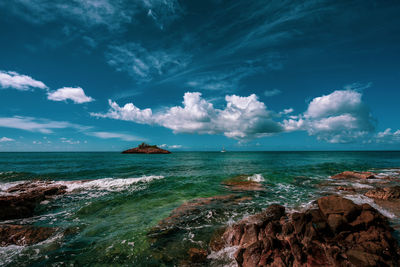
[0,70,48,91]
[47,87,94,104]
[0,116,89,134]
[0,137,15,142]
[106,42,190,82]
[283,90,375,143]
[91,92,283,140]
[91,99,153,124]
[86,131,143,141]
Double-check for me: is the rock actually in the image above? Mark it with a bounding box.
[222,175,264,191]
[317,195,360,221]
[331,171,376,180]
[122,143,170,154]
[365,186,400,200]
[148,194,252,265]
[187,248,207,263]
[0,181,67,220]
[211,195,399,267]
[337,186,356,192]
[0,224,56,246]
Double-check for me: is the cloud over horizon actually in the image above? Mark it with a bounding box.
[91,92,284,140]
[284,90,376,143]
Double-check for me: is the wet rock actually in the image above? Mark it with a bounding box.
[337,186,356,192]
[0,181,67,220]
[187,247,207,263]
[0,224,56,246]
[148,194,252,265]
[222,175,264,191]
[211,195,399,267]
[331,171,376,180]
[365,186,400,200]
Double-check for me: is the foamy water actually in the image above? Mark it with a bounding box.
[56,175,165,193]
[0,175,165,197]
[247,173,264,182]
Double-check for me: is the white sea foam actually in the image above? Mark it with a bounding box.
[0,181,25,192]
[0,175,165,197]
[0,245,24,266]
[55,175,165,193]
[208,246,239,267]
[350,182,374,189]
[247,174,264,182]
[343,194,396,219]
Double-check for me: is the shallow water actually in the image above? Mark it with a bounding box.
[0,151,399,266]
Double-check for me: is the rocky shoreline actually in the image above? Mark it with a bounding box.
[1,170,400,266]
[147,170,400,266]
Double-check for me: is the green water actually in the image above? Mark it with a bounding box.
[1,151,400,266]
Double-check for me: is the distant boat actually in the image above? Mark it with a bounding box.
[221,146,226,153]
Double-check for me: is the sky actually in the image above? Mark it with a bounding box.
[0,0,399,151]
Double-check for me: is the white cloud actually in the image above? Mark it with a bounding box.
[1,0,182,31]
[60,138,80,144]
[0,137,14,142]
[87,131,143,141]
[0,70,48,91]
[0,116,89,134]
[375,128,400,143]
[279,108,294,115]
[159,144,182,149]
[47,87,94,104]
[106,42,190,82]
[92,92,283,140]
[283,90,375,143]
[91,99,153,124]
[264,89,281,97]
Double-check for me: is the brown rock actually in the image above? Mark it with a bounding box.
[211,195,400,267]
[337,186,356,192]
[331,171,375,180]
[187,248,207,263]
[0,181,67,220]
[0,224,56,246]
[317,195,360,221]
[122,143,171,154]
[222,175,264,191]
[365,186,400,200]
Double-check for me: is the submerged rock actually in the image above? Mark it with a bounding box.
[331,171,376,180]
[222,175,264,191]
[210,195,399,267]
[0,224,56,246]
[148,194,252,265]
[365,186,400,200]
[0,181,67,220]
[122,143,171,154]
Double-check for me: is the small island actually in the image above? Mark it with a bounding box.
[122,143,171,154]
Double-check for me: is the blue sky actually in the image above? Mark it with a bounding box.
[0,0,399,151]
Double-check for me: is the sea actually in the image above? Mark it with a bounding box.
[1,151,400,266]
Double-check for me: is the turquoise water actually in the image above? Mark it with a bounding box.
[1,151,400,266]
